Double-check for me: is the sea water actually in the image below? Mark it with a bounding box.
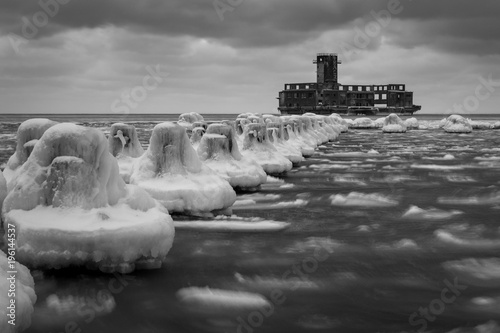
[0,114,499,333]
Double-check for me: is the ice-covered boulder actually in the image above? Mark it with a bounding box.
[240,123,293,175]
[382,113,407,133]
[267,123,304,164]
[178,112,204,130]
[351,117,376,129]
[197,124,267,190]
[300,116,324,144]
[404,117,419,129]
[108,123,144,183]
[491,121,500,129]
[3,123,175,273]
[130,122,236,215]
[0,250,37,332]
[4,118,58,183]
[190,127,206,151]
[443,115,472,133]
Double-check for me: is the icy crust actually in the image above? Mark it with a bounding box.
[240,123,293,175]
[197,124,267,189]
[4,118,58,183]
[0,250,37,333]
[130,122,236,214]
[2,123,175,272]
[382,114,407,133]
[443,115,472,133]
[108,123,144,183]
[5,203,174,273]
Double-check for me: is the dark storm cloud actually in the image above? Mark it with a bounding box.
[2,0,500,54]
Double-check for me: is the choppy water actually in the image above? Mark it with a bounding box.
[1,114,500,333]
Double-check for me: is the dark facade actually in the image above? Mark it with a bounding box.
[278,53,420,115]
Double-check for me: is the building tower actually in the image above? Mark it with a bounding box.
[313,53,342,87]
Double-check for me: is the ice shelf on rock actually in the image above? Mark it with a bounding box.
[130,122,236,215]
[0,250,37,333]
[443,115,473,133]
[382,113,407,133]
[197,123,267,190]
[267,122,304,164]
[3,123,175,273]
[240,123,293,175]
[108,123,145,183]
[4,118,58,183]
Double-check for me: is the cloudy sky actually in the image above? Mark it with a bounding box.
[1,0,499,114]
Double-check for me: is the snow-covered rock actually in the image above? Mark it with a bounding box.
[3,123,174,273]
[351,117,377,129]
[443,115,472,133]
[382,113,407,133]
[404,117,419,129]
[130,122,236,215]
[4,118,58,183]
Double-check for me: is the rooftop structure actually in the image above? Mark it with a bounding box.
[278,53,421,115]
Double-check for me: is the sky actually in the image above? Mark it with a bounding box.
[1,0,499,115]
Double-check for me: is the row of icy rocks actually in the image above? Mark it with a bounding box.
[0,112,493,331]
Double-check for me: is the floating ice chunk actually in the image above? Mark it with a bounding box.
[3,123,175,272]
[174,220,290,232]
[410,164,464,171]
[130,122,236,214]
[330,192,399,207]
[176,287,270,314]
[443,258,500,287]
[435,230,500,249]
[45,290,115,318]
[402,205,463,220]
[235,273,320,290]
[108,123,144,183]
[382,114,407,133]
[438,192,500,205]
[232,199,308,210]
[443,115,472,133]
[267,123,304,164]
[240,123,292,175]
[4,118,58,183]
[197,123,267,190]
[0,250,37,333]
